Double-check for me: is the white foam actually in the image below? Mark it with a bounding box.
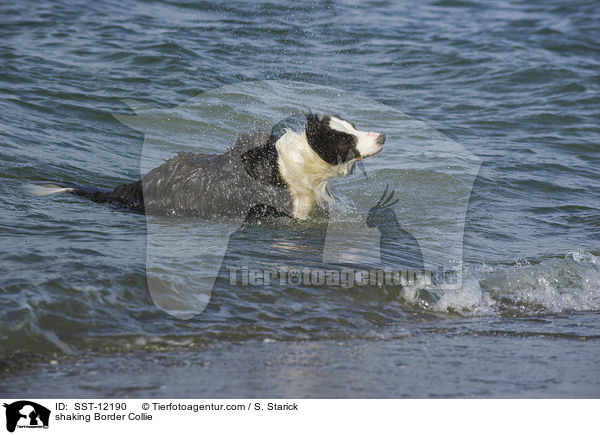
[401,251,600,316]
[433,275,497,315]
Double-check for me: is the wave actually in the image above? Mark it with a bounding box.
[401,250,600,316]
[1,248,598,360]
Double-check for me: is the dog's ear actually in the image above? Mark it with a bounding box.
[305,112,319,127]
[305,113,325,144]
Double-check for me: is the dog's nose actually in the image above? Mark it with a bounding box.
[376,134,386,145]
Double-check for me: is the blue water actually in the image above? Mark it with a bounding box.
[1,0,599,397]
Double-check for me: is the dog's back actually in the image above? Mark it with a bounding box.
[33,131,293,218]
[111,131,294,217]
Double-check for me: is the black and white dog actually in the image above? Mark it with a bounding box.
[33,114,385,220]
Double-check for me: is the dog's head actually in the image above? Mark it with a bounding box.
[305,114,385,166]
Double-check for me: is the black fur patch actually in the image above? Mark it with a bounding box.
[240,134,287,188]
[305,114,359,165]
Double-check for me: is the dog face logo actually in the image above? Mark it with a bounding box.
[3,401,50,433]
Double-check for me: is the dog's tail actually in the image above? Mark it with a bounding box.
[27,180,115,203]
[28,180,145,212]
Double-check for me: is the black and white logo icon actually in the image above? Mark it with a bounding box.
[3,401,50,433]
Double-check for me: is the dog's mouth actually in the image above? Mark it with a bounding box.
[356,145,383,160]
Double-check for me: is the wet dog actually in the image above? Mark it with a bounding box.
[32,114,385,220]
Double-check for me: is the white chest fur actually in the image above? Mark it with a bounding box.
[275,130,353,219]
